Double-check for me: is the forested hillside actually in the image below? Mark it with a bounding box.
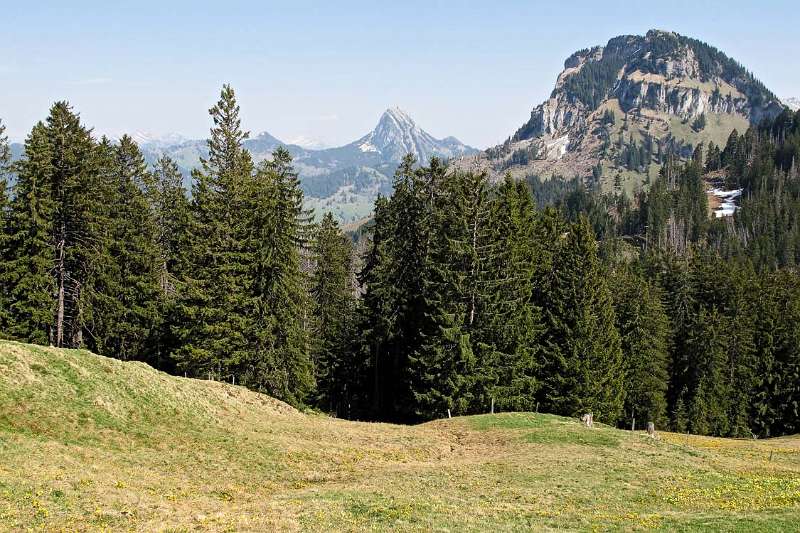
[1,87,798,438]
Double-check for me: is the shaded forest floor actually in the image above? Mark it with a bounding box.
[1,340,798,531]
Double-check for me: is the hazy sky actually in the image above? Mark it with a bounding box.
[2,0,798,148]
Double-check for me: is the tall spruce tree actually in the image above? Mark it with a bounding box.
[151,156,190,292]
[50,103,108,348]
[93,135,162,361]
[4,104,107,348]
[609,267,670,428]
[537,216,624,422]
[479,176,541,412]
[0,119,13,331]
[359,156,432,420]
[310,212,356,415]
[150,155,191,370]
[241,147,314,404]
[173,85,253,378]
[683,307,731,436]
[752,270,800,436]
[355,195,397,418]
[407,165,481,418]
[3,123,55,343]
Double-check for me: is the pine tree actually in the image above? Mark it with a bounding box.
[3,123,55,343]
[310,212,356,415]
[92,135,162,361]
[150,155,191,370]
[480,176,541,411]
[610,267,670,428]
[536,216,624,422]
[407,165,481,418]
[173,85,253,378]
[0,119,11,331]
[241,147,314,405]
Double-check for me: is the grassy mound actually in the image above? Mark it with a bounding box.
[1,340,798,531]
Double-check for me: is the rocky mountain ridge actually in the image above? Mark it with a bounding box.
[472,30,785,195]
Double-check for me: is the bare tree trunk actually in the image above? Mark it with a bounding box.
[55,234,65,348]
[468,190,479,326]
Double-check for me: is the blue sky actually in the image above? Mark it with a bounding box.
[2,0,798,148]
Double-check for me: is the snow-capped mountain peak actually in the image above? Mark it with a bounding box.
[129,131,189,147]
[784,97,800,112]
[286,135,328,150]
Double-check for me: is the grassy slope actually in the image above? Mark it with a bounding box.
[1,341,798,532]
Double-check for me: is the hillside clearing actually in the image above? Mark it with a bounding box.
[1,340,798,531]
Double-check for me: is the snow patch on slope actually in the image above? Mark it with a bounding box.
[711,188,743,218]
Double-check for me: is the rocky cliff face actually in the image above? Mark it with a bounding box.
[479,30,784,191]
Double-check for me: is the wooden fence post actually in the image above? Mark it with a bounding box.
[490,397,494,415]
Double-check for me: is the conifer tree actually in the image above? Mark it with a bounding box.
[537,216,624,422]
[93,136,162,361]
[310,212,356,415]
[173,85,253,378]
[479,176,541,411]
[407,165,481,418]
[0,119,11,330]
[610,267,670,428]
[4,105,108,347]
[3,123,55,343]
[683,308,731,436]
[40,103,105,348]
[752,271,800,436]
[241,147,315,405]
[361,155,432,420]
[151,156,190,290]
[355,195,397,418]
[150,156,191,370]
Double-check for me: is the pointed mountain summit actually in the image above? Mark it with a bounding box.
[351,106,475,164]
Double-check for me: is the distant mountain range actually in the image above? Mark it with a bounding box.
[136,107,477,221]
[785,97,800,111]
[8,108,475,222]
[459,30,788,197]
